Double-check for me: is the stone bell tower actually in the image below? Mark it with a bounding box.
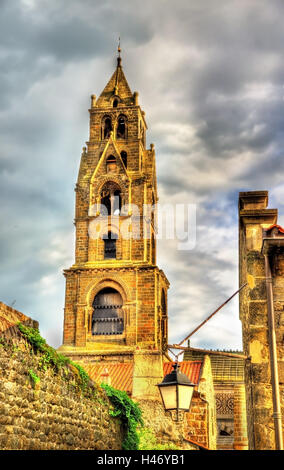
[60,51,169,367]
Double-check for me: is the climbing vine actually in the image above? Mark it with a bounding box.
[101,383,143,450]
[17,322,145,449]
[17,323,91,393]
[70,361,90,392]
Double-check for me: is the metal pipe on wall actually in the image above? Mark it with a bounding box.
[264,254,283,450]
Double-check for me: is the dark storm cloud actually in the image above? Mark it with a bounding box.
[0,0,283,349]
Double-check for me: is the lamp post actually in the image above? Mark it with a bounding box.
[157,362,195,422]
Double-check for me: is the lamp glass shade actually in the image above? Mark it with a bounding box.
[178,384,194,410]
[159,384,177,410]
[157,362,195,413]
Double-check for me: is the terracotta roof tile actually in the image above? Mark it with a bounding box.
[85,360,203,395]
[84,362,134,394]
[163,361,202,385]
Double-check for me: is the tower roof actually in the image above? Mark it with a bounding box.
[96,55,134,107]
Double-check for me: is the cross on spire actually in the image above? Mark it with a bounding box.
[118,37,121,57]
[117,37,122,67]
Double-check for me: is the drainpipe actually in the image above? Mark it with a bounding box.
[263,253,283,450]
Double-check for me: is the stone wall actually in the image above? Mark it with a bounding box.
[184,395,209,448]
[184,355,216,450]
[239,191,284,450]
[0,324,123,450]
[137,399,197,450]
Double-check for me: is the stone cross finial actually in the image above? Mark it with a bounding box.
[117,37,122,67]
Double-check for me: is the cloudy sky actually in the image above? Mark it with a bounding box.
[1,0,284,351]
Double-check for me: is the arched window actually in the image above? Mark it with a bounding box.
[102,116,112,139]
[92,287,123,335]
[121,151,127,168]
[117,115,127,139]
[106,155,117,173]
[113,99,118,108]
[100,182,122,216]
[103,231,118,259]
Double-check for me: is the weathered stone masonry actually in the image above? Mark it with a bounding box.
[0,305,123,450]
[239,191,284,450]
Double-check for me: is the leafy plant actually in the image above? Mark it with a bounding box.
[137,427,182,450]
[18,323,70,372]
[101,383,143,450]
[28,369,40,389]
[17,322,145,450]
[17,323,91,393]
[70,361,90,391]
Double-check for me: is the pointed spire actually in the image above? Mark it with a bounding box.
[114,37,121,94]
[96,40,134,107]
[117,36,122,68]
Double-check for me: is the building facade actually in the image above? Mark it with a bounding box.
[184,347,248,450]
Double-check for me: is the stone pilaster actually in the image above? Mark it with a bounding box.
[132,350,163,400]
[239,191,280,450]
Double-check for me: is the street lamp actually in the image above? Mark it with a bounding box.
[157,362,195,422]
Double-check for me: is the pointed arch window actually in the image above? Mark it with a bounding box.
[102,116,112,139]
[103,231,118,259]
[117,115,127,139]
[100,182,122,216]
[113,99,118,108]
[121,151,127,168]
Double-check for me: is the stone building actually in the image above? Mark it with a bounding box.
[184,347,248,450]
[58,53,217,449]
[59,53,169,372]
[239,191,284,450]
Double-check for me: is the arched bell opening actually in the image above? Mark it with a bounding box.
[117,115,127,139]
[92,287,124,336]
[100,181,122,216]
[102,116,112,140]
[103,231,118,259]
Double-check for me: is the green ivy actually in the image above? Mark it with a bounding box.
[17,323,91,394]
[70,361,90,391]
[18,323,69,372]
[17,323,144,450]
[28,369,40,388]
[101,383,143,450]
